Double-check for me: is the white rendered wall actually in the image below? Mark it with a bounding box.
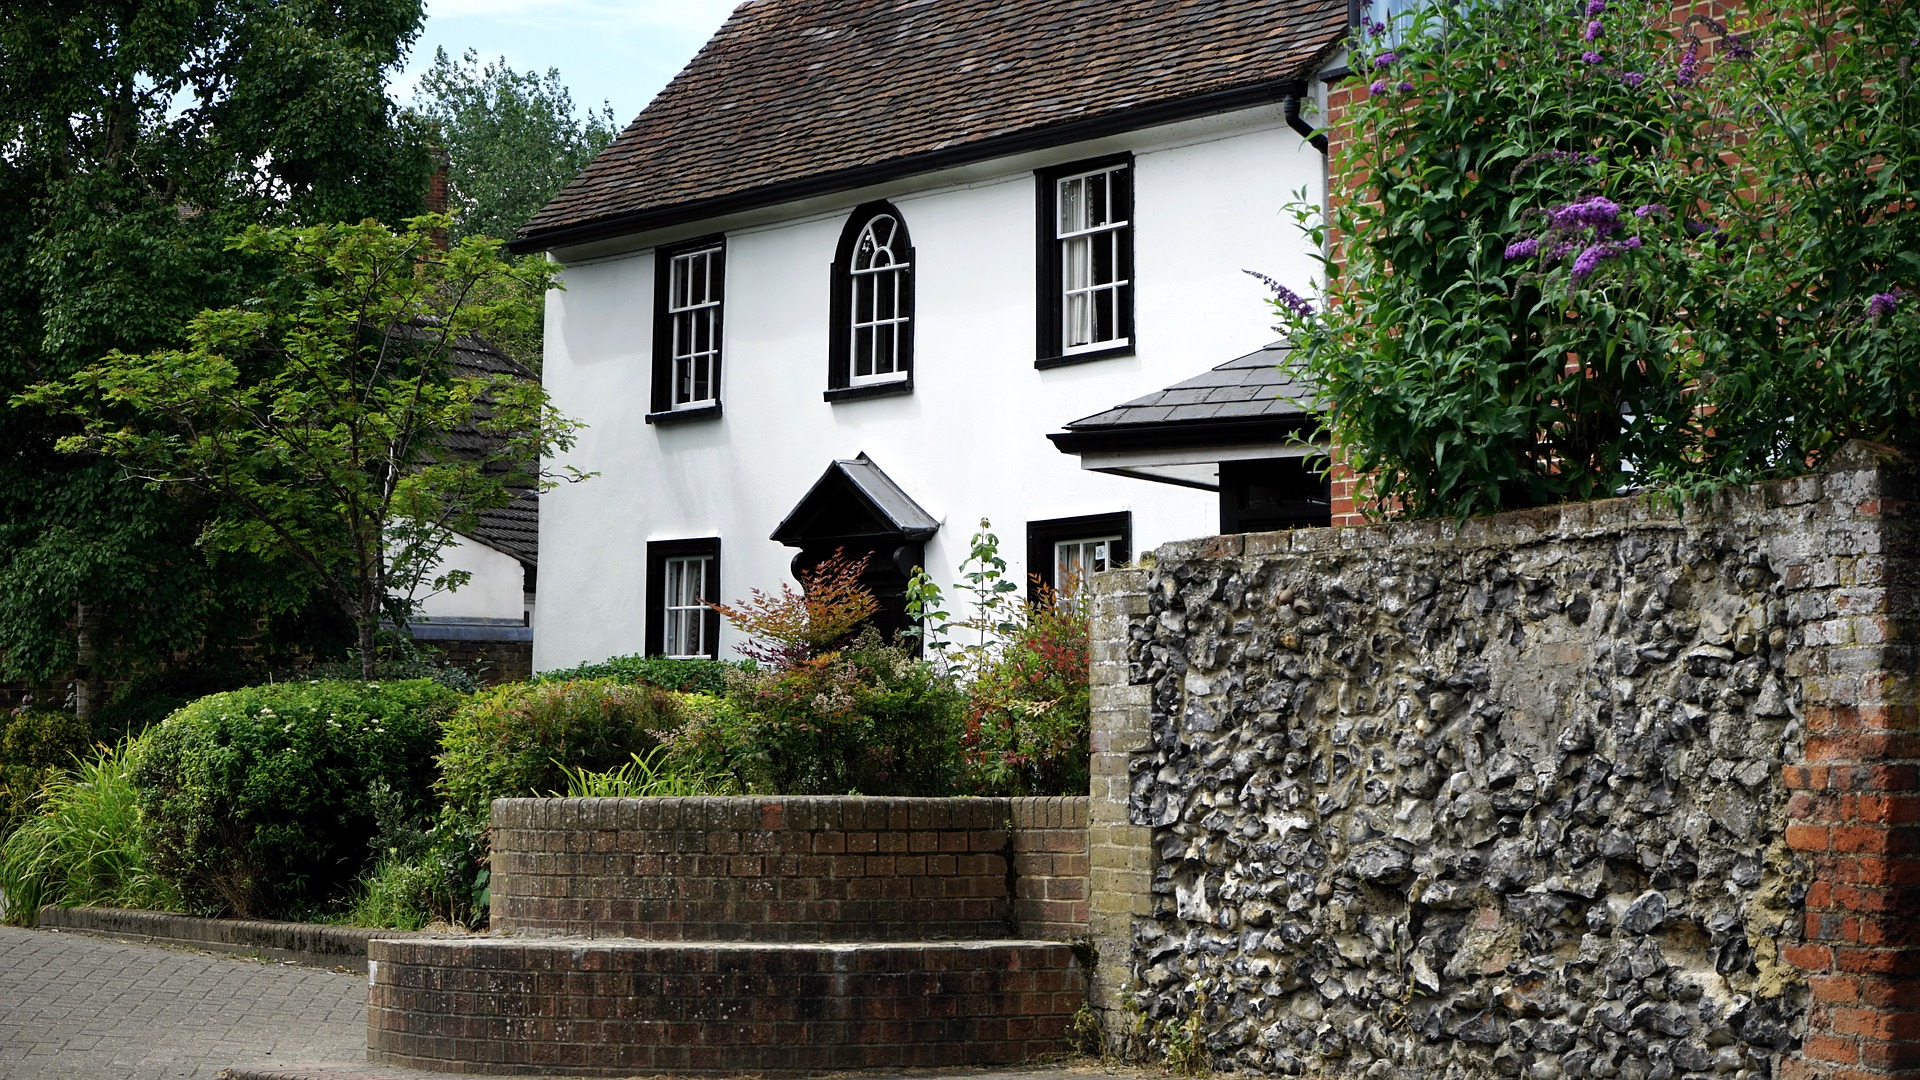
[535,107,1325,670]
[412,532,527,623]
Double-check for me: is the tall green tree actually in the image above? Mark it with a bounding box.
[20,217,584,680]
[414,47,619,244]
[411,48,618,370]
[0,0,434,707]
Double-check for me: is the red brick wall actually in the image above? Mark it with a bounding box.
[489,796,1091,942]
[1009,797,1092,940]
[367,937,1084,1076]
[1776,469,1920,1080]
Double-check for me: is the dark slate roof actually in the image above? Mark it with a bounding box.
[513,0,1348,252]
[771,453,940,544]
[441,337,539,569]
[1048,341,1318,453]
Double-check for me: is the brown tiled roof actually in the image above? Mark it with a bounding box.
[514,0,1348,252]
[442,336,539,569]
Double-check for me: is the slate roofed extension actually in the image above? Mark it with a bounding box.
[1048,341,1319,456]
[511,0,1349,254]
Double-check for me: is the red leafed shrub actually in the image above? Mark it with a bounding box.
[961,589,1090,796]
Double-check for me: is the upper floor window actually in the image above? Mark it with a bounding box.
[1036,155,1134,368]
[827,201,915,401]
[649,236,725,422]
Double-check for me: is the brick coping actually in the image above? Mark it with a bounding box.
[39,905,439,973]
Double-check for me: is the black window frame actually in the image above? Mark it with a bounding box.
[645,537,722,658]
[1035,153,1135,369]
[827,200,916,403]
[647,234,727,425]
[1026,512,1132,600]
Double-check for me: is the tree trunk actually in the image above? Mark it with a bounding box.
[357,614,378,680]
[73,602,102,721]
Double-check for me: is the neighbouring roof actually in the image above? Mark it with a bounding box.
[772,453,940,545]
[1048,341,1318,455]
[441,337,540,570]
[512,0,1348,253]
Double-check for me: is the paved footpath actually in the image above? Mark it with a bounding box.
[0,924,1153,1080]
[0,924,365,1080]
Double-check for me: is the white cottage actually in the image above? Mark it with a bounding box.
[511,0,1348,668]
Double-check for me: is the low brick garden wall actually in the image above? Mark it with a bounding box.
[367,794,1093,1076]
[367,937,1084,1076]
[489,795,1090,941]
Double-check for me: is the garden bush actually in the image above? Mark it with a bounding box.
[531,654,746,694]
[677,629,964,796]
[1,708,93,840]
[132,679,455,918]
[1,739,183,924]
[1275,0,1918,518]
[962,597,1092,796]
[436,678,685,814]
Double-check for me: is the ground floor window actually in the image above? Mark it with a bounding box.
[1025,512,1131,604]
[646,538,721,659]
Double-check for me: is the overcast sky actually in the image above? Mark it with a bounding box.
[399,0,742,127]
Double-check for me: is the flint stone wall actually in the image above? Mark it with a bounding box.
[1094,460,1920,1079]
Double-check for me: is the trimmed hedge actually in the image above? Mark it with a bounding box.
[132,680,457,918]
[531,654,746,695]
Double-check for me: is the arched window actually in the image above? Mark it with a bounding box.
[827,201,914,399]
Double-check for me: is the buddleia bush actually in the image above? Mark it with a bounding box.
[1272,0,1918,518]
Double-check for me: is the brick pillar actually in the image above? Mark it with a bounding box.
[1086,567,1154,1047]
[1779,459,1920,1079]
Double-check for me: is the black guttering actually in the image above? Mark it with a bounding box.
[1283,95,1329,155]
[1048,415,1317,456]
[509,78,1314,255]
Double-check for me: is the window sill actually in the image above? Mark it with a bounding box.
[824,379,913,403]
[646,404,723,425]
[1036,343,1134,370]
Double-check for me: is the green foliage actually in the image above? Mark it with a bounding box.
[0,0,432,691]
[412,48,618,245]
[678,629,964,796]
[0,709,93,840]
[19,215,585,678]
[552,745,730,798]
[962,595,1092,797]
[131,680,455,918]
[531,654,747,694]
[1285,0,1919,518]
[1,739,184,925]
[339,855,441,931]
[907,521,1023,680]
[435,679,683,815]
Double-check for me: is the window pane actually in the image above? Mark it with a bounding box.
[875,272,895,320]
[856,274,874,323]
[1064,236,1090,290]
[854,326,873,376]
[1058,177,1084,234]
[1092,231,1115,284]
[875,325,895,372]
[1065,292,1090,348]
[1089,172,1110,227]
[1094,288,1114,343]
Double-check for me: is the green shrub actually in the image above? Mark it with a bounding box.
[554,745,731,798]
[963,599,1092,797]
[1,709,93,840]
[531,654,746,694]
[677,629,964,796]
[1,739,183,925]
[339,855,441,931]
[132,679,455,918]
[436,678,685,815]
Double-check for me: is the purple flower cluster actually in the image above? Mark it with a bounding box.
[1621,71,1646,88]
[1676,40,1701,85]
[1374,50,1398,69]
[1244,269,1314,320]
[1368,19,1387,37]
[1586,0,1606,15]
[1505,196,1647,284]
[1632,204,1669,219]
[1582,50,1605,64]
[1585,19,1604,41]
[1867,291,1905,319]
